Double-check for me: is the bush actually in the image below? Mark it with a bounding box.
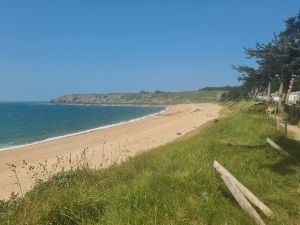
[220,86,247,101]
[246,103,267,113]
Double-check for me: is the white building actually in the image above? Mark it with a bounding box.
[271,92,279,102]
[288,91,300,104]
[257,95,268,101]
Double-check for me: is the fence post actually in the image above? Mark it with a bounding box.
[274,102,280,130]
[274,104,277,120]
[285,114,288,142]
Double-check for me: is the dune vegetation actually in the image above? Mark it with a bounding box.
[1,102,300,225]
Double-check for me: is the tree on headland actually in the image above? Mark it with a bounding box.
[154,90,167,94]
[140,90,148,94]
[199,86,234,91]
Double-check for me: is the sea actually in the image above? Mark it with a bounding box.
[0,102,165,151]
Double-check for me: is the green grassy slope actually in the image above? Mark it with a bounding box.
[50,90,224,105]
[1,102,300,225]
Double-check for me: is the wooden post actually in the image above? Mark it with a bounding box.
[274,102,277,123]
[214,161,273,217]
[266,138,290,156]
[220,175,266,225]
[276,119,280,131]
[285,115,288,142]
[274,102,280,130]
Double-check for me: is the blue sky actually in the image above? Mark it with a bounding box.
[0,1,299,101]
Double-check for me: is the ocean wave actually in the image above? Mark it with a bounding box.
[0,107,168,152]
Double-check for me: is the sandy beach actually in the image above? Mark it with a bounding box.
[0,103,221,200]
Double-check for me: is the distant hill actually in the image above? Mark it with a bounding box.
[50,90,225,105]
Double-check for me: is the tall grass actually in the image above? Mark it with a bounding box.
[1,102,300,225]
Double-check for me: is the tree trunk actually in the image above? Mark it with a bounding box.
[285,75,295,105]
[267,81,271,103]
[254,88,259,98]
[278,80,285,112]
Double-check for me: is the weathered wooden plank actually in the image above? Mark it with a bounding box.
[221,175,266,225]
[266,138,290,156]
[214,160,273,217]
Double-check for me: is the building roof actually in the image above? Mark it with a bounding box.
[290,91,300,96]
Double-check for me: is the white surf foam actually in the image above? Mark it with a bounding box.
[0,107,168,152]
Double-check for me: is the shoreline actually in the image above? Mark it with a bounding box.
[0,103,221,200]
[0,106,168,153]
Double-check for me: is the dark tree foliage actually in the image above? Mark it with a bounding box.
[154,90,167,94]
[220,86,247,101]
[199,86,234,91]
[228,12,300,105]
[294,81,300,91]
